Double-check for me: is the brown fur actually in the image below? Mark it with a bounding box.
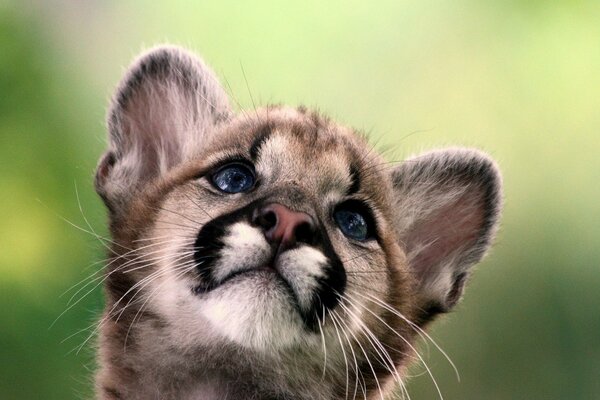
[93,46,502,400]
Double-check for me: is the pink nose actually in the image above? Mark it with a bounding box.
[255,203,315,247]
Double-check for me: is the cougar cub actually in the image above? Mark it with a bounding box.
[94,46,502,400]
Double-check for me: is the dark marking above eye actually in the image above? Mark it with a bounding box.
[250,124,273,161]
[347,164,361,195]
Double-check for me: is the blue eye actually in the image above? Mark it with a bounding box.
[334,208,369,241]
[211,163,255,193]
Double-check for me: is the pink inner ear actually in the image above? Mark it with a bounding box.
[406,191,485,281]
[120,81,185,172]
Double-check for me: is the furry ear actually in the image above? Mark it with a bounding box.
[390,148,502,323]
[96,45,231,212]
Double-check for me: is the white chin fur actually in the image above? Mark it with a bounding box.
[199,272,304,350]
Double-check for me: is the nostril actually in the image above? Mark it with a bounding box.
[252,208,278,231]
[262,210,277,231]
[294,221,316,245]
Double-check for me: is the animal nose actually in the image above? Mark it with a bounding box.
[252,203,316,248]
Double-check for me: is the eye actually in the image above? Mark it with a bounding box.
[211,162,255,193]
[334,207,370,241]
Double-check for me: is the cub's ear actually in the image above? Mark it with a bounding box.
[96,45,231,213]
[390,148,502,323]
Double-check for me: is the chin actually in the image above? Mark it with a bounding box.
[198,271,307,350]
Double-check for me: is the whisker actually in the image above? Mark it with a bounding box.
[60,237,191,319]
[36,198,131,255]
[240,61,260,121]
[346,292,446,400]
[74,253,194,355]
[329,310,363,400]
[329,308,350,400]
[339,295,411,400]
[316,302,328,380]
[331,309,383,400]
[151,205,201,228]
[338,297,402,384]
[181,190,214,220]
[360,292,459,381]
[123,261,197,348]
[62,237,183,304]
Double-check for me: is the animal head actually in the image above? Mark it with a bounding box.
[95,46,502,399]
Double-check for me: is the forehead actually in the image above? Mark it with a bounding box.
[256,129,353,195]
[208,107,383,196]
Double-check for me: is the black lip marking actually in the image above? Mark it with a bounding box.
[193,197,347,331]
[305,233,346,330]
[193,200,262,290]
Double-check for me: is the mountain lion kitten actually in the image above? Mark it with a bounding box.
[94,46,502,400]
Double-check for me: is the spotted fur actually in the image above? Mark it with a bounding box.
[94,46,503,400]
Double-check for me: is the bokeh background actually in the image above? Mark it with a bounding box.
[1,1,599,399]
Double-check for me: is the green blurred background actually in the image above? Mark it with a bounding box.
[1,1,599,399]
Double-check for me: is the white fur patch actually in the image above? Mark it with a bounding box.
[256,133,293,184]
[211,222,270,282]
[278,246,327,310]
[200,273,304,350]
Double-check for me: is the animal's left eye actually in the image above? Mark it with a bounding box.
[334,207,370,241]
[211,162,255,193]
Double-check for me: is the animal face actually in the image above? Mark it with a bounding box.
[94,46,502,400]
[146,113,402,350]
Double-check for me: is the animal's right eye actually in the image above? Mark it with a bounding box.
[333,200,376,242]
[334,209,369,241]
[211,162,256,194]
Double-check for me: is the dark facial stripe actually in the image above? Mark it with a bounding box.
[306,236,346,330]
[347,163,361,195]
[249,124,273,161]
[193,200,262,289]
